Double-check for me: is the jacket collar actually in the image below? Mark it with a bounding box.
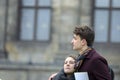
[85,48,95,59]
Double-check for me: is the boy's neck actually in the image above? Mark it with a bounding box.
[79,46,89,55]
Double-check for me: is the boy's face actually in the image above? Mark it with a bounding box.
[71,34,83,51]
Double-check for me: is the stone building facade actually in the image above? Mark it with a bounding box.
[0,0,120,80]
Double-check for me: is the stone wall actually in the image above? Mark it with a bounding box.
[0,0,120,80]
[0,63,60,80]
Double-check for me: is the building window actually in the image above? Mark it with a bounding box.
[0,0,8,58]
[19,0,52,41]
[93,0,120,43]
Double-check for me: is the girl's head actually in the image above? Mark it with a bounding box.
[64,55,76,75]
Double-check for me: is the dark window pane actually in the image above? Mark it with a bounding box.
[38,0,51,6]
[20,9,35,40]
[22,0,35,6]
[111,11,120,42]
[94,10,109,42]
[112,0,120,7]
[36,9,51,41]
[95,0,109,7]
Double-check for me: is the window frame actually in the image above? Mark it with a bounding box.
[92,0,120,46]
[18,0,52,42]
[0,0,8,58]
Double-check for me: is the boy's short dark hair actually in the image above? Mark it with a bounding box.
[73,25,95,47]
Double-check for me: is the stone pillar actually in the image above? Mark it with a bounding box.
[0,0,8,58]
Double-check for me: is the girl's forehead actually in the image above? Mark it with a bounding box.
[65,57,75,61]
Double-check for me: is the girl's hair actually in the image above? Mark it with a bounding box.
[67,54,77,60]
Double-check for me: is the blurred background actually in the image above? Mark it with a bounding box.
[0,0,120,80]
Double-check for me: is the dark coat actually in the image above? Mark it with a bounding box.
[77,49,111,80]
[52,69,75,80]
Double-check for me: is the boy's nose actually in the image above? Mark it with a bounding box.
[71,39,73,44]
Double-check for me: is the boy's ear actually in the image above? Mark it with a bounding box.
[81,39,87,46]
